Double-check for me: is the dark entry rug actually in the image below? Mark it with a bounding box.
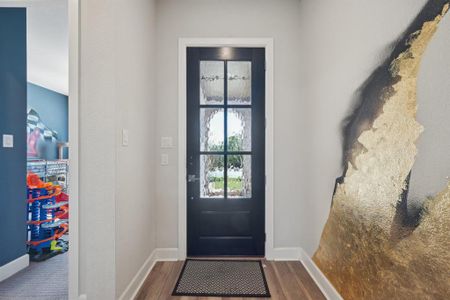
[172,259,270,297]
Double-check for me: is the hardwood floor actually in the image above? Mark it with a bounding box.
[135,260,326,300]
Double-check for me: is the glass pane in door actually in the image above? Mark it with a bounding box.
[227,108,251,152]
[200,108,224,151]
[200,155,225,198]
[200,61,224,104]
[227,61,251,105]
[227,155,252,198]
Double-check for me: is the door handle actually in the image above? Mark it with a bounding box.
[187,174,200,182]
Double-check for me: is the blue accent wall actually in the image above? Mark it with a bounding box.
[0,8,27,267]
[27,83,68,160]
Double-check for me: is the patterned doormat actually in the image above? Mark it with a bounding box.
[172,259,270,297]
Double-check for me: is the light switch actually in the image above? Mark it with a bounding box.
[161,137,173,148]
[2,134,14,148]
[122,129,129,146]
[161,154,169,165]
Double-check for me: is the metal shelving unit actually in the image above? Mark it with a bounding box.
[27,159,69,192]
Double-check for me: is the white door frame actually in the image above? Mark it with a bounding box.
[68,0,79,299]
[177,38,274,260]
[0,1,79,299]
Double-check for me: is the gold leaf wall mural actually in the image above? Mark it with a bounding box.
[313,1,450,299]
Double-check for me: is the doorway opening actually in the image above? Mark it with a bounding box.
[0,1,79,298]
[178,39,274,259]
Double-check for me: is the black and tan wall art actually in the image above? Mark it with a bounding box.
[313,1,450,299]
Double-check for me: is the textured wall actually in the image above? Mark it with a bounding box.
[114,0,157,296]
[78,0,158,298]
[409,11,450,216]
[313,1,450,299]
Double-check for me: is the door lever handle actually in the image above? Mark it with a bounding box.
[187,174,200,182]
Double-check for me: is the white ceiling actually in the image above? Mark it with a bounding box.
[0,0,68,95]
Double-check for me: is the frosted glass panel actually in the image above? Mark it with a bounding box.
[200,61,224,104]
[227,108,251,151]
[200,155,224,198]
[227,155,252,198]
[200,108,224,151]
[228,61,251,105]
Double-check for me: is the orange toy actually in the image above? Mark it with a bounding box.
[27,172,48,188]
[26,172,61,203]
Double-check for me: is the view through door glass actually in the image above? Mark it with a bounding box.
[187,47,265,256]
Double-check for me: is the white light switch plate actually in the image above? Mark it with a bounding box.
[122,129,129,146]
[161,154,169,165]
[161,137,173,148]
[2,134,14,148]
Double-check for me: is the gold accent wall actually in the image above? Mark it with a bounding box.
[313,3,450,299]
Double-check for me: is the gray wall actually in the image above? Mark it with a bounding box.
[114,0,157,296]
[79,0,158,298]
[300,0,450,251]
[154,0,450,254]
[296,0,449,253]
[75,0,450,297]
[0,8,27,268]
[410,11,450,209]
[79,1,117,297]
[155,0,307,251]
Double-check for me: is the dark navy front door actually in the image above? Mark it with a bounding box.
[186,47,265,256]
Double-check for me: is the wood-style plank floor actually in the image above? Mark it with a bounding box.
[135,260,326,300]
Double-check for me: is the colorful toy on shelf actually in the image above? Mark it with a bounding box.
[27,172,69,261]
[56,192,69,219]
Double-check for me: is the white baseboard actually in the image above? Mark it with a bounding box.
[118,248,179,300]
[271,247,301,261]
[299,248,342,300]
[154,248,179,261]
[118,249,158,300]
[0,254,29,282]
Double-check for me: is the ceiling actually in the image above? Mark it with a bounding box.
[0,0,68,95]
